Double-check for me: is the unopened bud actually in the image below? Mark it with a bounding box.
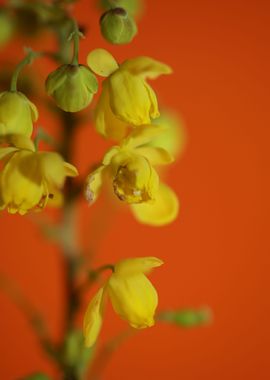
[0,91,38,137]
[100,0,142,18]
[100,7,137,45]
[45,64,98,112]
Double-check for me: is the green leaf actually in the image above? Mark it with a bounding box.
[158,307,212,328]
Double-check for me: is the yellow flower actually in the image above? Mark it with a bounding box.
[85,125,179,226]
[0,135,78,215]
[0,91,38,137]
[83,256,163,347]
[87,48,172,140]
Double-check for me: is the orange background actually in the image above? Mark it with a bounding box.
[0,0,270,379]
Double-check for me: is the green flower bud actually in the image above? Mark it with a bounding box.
[0,91,38,137]
[45,64,98,112]
[0,12,13,47]
[100,0,143,18]
[100,7,137,45]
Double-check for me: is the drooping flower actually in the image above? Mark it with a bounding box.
[85,125,179,226]
[83,256,163,347]
[0,135,78,215]
[45,64,98,112]
[0,91,38,137]
[87,48,172,140]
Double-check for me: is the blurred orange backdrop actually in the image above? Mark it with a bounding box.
[0,0,270,379]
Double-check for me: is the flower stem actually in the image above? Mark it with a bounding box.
[10,49,41,92]
[71,20,80,66]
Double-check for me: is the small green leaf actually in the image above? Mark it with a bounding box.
[158,307,212,328]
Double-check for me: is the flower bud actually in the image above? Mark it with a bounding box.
[45,64,98,112]
[100,0,143,18]
[0,12,13,47]
[100,7,137,45]
[0,91,38,137]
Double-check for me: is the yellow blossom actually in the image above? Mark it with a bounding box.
[83,256,163,347]
[87,48,172,140]
[85,125,179,226]
[0,135,78,215]
[0,91,38,137]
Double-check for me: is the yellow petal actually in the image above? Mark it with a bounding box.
[102,146,120,165]
[64,162,79,177]
[27,98,39,122]
[83,287,105,347]
[114,257,163,276]
[131,183,179,226]
[108,272,158,329]
[108,70,152,125]
[135,146,174,165]
[0,91,38,137]
[144,82,159,119]
[111,152,159,203]
[123,124,164,149]
[38,152,67,188]
[121,56,172,79]
[87,48,119,77]
[0,134,35,151]
[47,187,64,208]
[85,165,106,204]
[0,147,18,160]
[94,82,129,140]
[152,110,187,158]
[0,150,44,214]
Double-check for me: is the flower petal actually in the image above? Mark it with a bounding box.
[135,146,174,165]
[108,273,158,329]
[131,183,179,226]
[0,134,35,151]
[94,82,129,140]
[0,147,18,160]
[87,48,119,77]
[64,162,79,177]
[85,165,106,204]
[38,152,67,188]
[109,70,152,125]
[83,287,105,347]
[0,150,44,214]
[121,56,172,79]
[123,125,164,149]
[114,257,163,276]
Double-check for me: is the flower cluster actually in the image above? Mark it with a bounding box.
[85,48,179,226]
[0,33,180,347]
[0,91,78,215]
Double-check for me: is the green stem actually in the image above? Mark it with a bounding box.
[10,49,41,92]
[71,20,80,66]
